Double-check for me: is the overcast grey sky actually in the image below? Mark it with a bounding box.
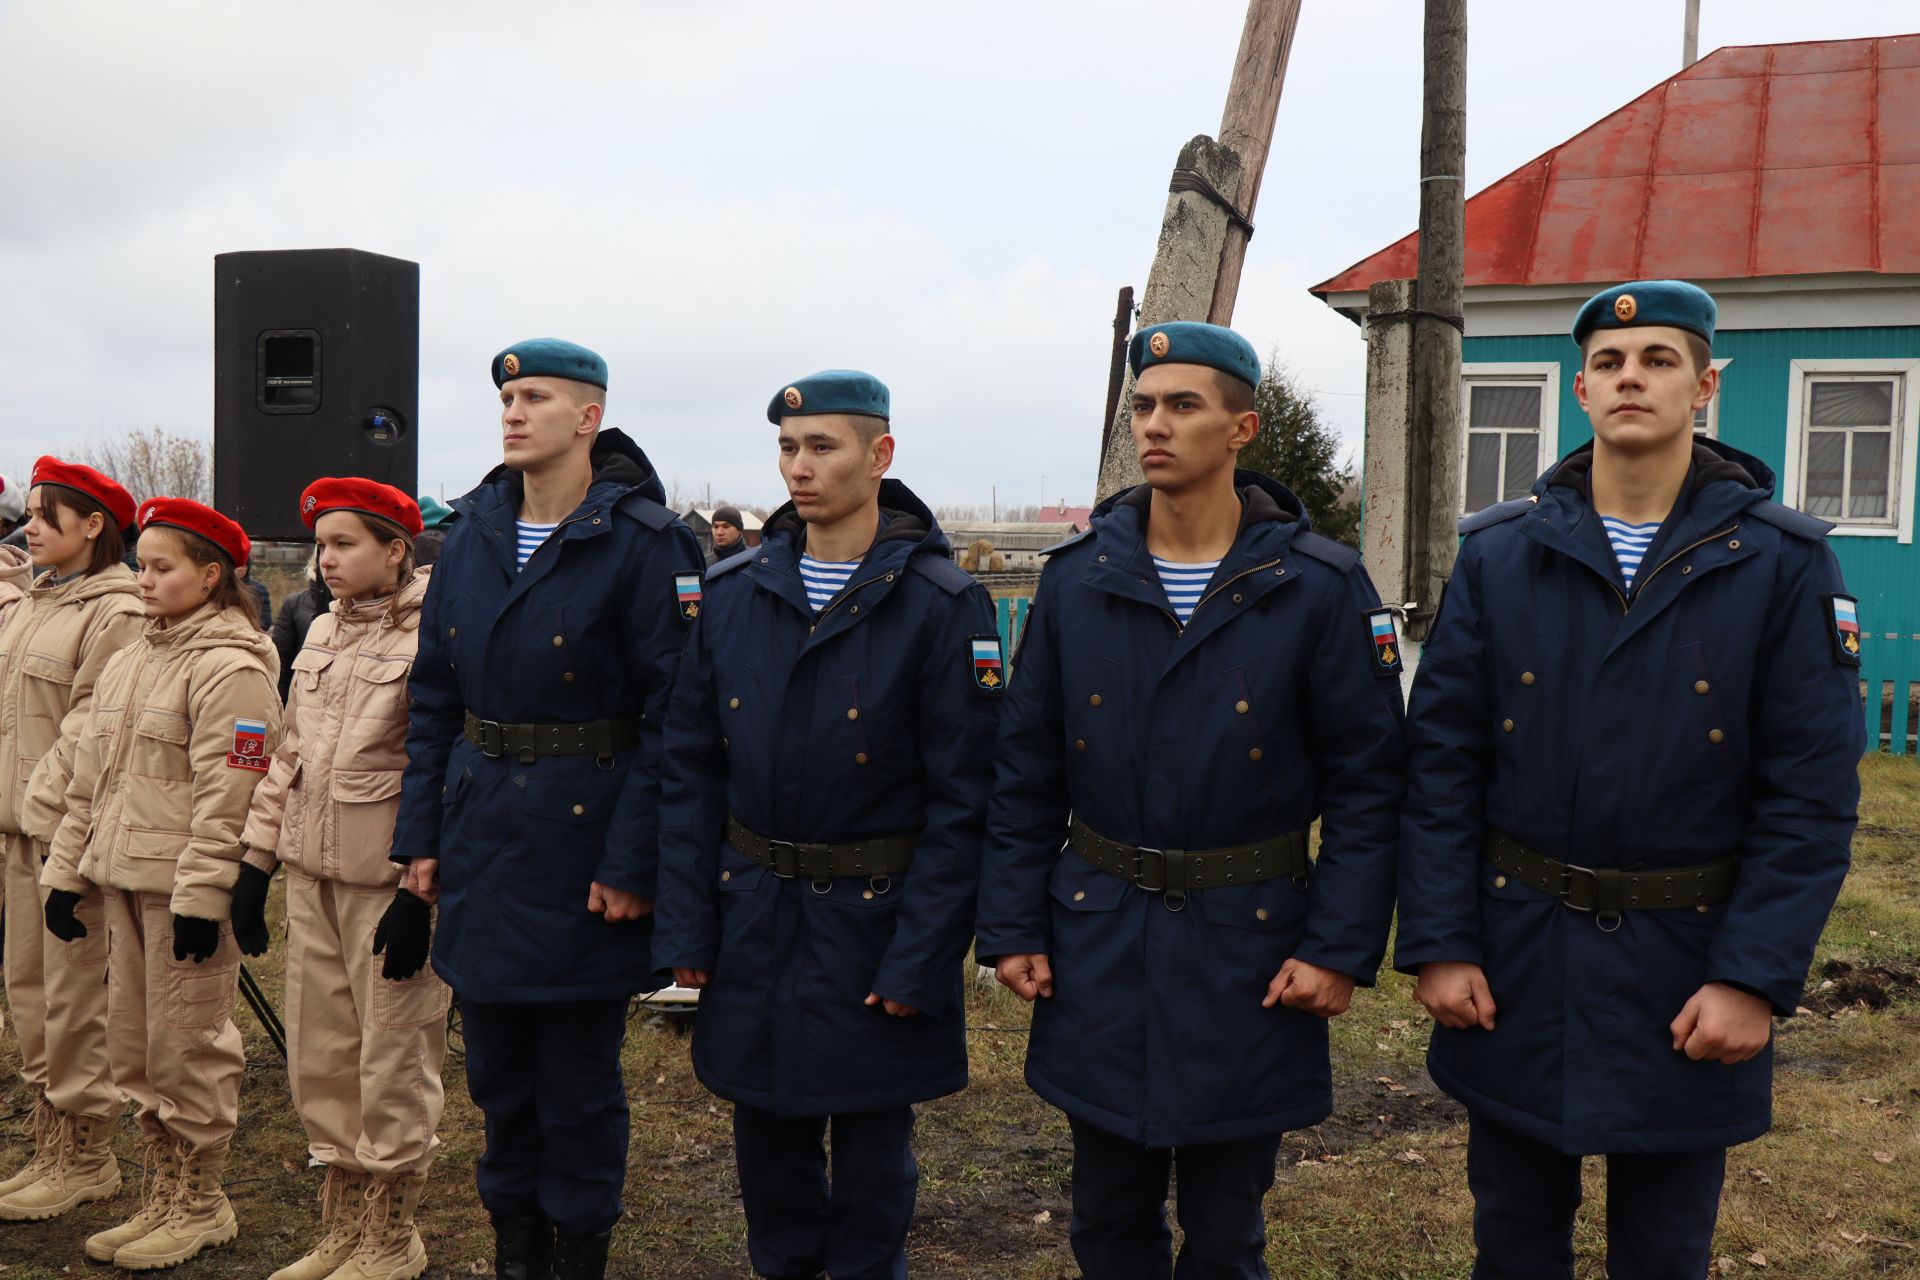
[3,0,1915,514]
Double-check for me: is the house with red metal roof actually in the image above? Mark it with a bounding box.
[1312,33,1920,751]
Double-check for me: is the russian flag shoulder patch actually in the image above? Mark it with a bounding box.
[1827,593,1862,667]
[970,634,1005,694]
[1366,607,1404,677]
[228,717,269,771]
[674,571,703,622]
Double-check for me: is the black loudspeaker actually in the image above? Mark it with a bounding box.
[213,249,419,541]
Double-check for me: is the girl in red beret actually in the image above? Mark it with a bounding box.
[0,459,144,1223]
[237,479,447,1280]
[40,496,281,1270]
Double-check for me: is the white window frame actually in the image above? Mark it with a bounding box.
[1692,357,1732,438]
[1781,358,1920,542]
[1459,362,1561,515]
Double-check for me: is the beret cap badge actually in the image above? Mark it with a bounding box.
[1614,294,1637,322]
[1149,332,1170,358]
[302,495,317,514]
[784,387,804,410]
[502,353,520,376]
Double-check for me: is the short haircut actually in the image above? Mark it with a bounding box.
[1214,369,1257,415]
[847,414,889,446]
[36,485,125,575]
[567,380,607,409]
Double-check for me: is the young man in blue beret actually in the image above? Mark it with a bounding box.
[977,322,1406,1278]
[393,338,703,1280]
[1398,280,1864,1279]
[655,371,1000,1280]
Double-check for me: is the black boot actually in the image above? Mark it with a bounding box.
[552,1229,613,1280]
[493,1213,555,1280]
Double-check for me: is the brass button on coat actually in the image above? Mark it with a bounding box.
[1502,718,1515,733]
[1089,694,1103,707]
[1521,672,1535,685]
[552,636,564,647]
[1694,680,1709,695]
[1255,907,1269,921]
[572,804,585,815]
[448,627,457,637]
[1235,700,1249,714]
[855,752,869,765]
[1073,890,1086,902]
[729,697,740,709]
[1493,875,1508,889]
[847,708,859,721]
[563,672,575,682]
[1249,748,1263,761]
[721,870,731,882]
[862,889,875,900]
[1708,729,1725,744]
[1074,739,1086,752]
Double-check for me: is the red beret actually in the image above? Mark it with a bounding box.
[30,457,137,532]
[138,497,251,569]
[298,477,423,539]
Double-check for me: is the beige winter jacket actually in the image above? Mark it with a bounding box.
[242,568,429,888]
[0,546,34,623]
[43,603,282,920]
[0,564,145,841]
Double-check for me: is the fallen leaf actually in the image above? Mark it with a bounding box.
[1032,1210,1051,1225]
[1375,1076,1406,1092]
[1746,1168,1772,1186]
[1712,1257,1737,1275]
[1746,1250,1768,1267]
[1872,1151,1895,1164]
[1794,1006,1815,1017]
[1395,1150,1426,1165]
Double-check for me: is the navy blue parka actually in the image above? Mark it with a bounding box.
[653,480,1000,1116]
[975,473,1406,1147]
[1396,439,1864,1154]
[392,429,703,1002]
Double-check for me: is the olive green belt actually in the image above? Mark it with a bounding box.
[463,712,640,761]
[1484,829,1736,914]
[726,815,915,880]
[1067,816,1312,895]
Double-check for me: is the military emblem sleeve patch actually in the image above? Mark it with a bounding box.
[227,718,269,771]
[1366,608,1404,676]
[674,572,704,622]
[1826,593,1862,667]
[970,634,1006,693]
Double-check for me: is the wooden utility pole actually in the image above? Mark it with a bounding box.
[1682,0,1700,68]
[1095,0,1302,502]
[1403,0,1467,642]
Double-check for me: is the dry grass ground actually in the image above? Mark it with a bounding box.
[0,759,1914,1278]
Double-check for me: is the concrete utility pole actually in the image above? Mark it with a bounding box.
[1094,0,1302,502]
[1402,0,1467,643]
[1682,0,1700,69]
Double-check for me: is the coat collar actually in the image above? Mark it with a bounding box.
[747,479,952,639]
[1080,471,1311,668]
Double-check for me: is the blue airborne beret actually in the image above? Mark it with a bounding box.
[1128,321,1261,390]
[766,369,890,425]
[491,338,608,389]
[1572,281,1716,348]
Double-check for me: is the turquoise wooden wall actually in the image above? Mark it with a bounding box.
[1462,325,1920,752]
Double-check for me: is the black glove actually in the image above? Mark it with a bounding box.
[372,888,433,981]
[230,864,273,957]
[171,915,221,964]
[44,890,87,942]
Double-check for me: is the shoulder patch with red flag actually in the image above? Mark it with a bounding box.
[970,634,1005,694]
[227,718,269,771]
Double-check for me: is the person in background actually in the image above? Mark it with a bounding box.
[271,549,334,704]
[0,475,25,541]
[42,497,281,1271]
[412,497,456,569]
[237,560,272,630]
[705,505,749,567]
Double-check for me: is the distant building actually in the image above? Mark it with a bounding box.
[1035,500,1095,529]
[943,522,1079,571]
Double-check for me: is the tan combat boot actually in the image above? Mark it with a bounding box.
[0,1111,120,1219]
[112,1142,237,1271]
[324,1172,428,1280]
[0,1097,61,1197]
[267,1166,368,1280]
[87,1136,180,1263]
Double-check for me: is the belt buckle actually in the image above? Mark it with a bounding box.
[767,840,800,879]
[1135,847,1166,894]
[473,718,505,758]
[1559,862,1597,911]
